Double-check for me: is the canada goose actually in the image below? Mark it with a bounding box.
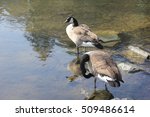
[65,16,103,55]
[80,50,124,87]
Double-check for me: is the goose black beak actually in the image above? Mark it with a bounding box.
[64,20,67,23]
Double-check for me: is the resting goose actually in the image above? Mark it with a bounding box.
[80,50,124,87]
[65,16,103,54]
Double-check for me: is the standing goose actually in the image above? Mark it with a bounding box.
[80,50,124,87]
[65,16,103,55]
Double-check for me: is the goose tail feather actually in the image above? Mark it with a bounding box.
[107,80,120,87]
[93,43,103,49]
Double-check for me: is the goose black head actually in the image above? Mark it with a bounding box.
[65,16,79,26]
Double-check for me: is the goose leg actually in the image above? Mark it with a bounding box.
[75,47,80,63]
[94,78,97,91]
[76,54,80,63]
[105,84,108,91]
[76,47,79,55]
[84,47,86,52]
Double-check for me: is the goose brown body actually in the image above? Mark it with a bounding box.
[80,50,124,87]
[66,24,99,47]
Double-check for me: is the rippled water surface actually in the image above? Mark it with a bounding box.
[0,0,150,99]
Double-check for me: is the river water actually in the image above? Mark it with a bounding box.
[0,0,150,99]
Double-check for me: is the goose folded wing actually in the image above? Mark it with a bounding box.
[79,24,90,30]
[73,27,98,42]
[91,56,119,80]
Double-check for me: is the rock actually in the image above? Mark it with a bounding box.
[99,35,120,43]
[122,45,150,64]
[95,30,121,47]
[118,62,144,73]
[128,46,150,59]
[122,49,146,64]
[128,68,144,73]
[118,63,133,71]
[85,89,114,100]
[112,97,133,100]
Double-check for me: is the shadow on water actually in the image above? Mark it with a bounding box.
[0,0,150,99]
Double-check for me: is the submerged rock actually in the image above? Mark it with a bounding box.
[96,30,121,47]
[97,30,120,42]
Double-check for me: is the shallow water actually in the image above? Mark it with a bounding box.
[0,0,150,99]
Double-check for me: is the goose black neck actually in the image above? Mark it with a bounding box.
[73,18,79,27]
[80,54,93,78]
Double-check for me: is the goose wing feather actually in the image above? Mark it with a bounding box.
[89,52,122,81]
[72,26,98,42]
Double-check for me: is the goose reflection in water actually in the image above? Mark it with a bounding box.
[66,57,82,82]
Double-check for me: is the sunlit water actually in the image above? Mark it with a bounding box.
[0,0,150,99]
